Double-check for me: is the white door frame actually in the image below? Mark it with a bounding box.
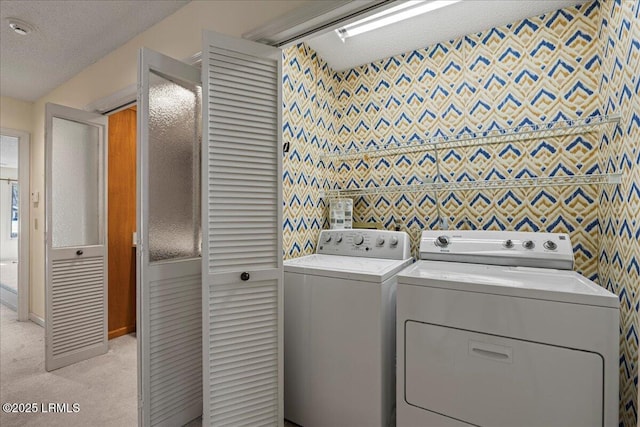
[1,127,30,322]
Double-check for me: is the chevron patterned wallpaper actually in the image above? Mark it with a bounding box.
[333,1,603,279]
[597,0,640,425]
[283,44,335,259]
[282,1,638,425]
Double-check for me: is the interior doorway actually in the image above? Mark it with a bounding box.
[107,106,137,339]
[0,129,29,322]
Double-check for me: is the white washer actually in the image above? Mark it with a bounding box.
[285,229,412,427]
[396,230,619,427]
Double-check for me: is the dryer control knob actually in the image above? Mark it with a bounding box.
[336,234,343,243]
[435,236,450,247]
[353,235,364,246]
[503,239,514,249]
[376,237,385,246]
[324,234,332,243]
[523,240,535,249]
[543,240,557,251]
[390,236,399,247]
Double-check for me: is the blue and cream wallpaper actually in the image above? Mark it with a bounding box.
[282,0,639,425]
[598,0,640,425]
[334,1,603,282]
[283,44,336,258]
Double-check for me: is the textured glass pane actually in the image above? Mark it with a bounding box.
[52,118,100,248]
[11,182,18,238]
[148,71,201,262]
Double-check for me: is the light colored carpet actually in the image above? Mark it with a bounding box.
[184,417,298,427]
[1,305,298,426]
[0,305,137,427]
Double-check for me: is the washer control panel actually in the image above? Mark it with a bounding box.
[419,230,574,270]
[317,230,411,260]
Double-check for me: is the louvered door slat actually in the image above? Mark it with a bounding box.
[210,86,276,103]
[210,102,277,119]
[211,144,277,156]
[210,149,277,159]
[52,313,104,329]
[210,60,276,80]
[209,52,273,69]
[209,125,271,140]
[147,269,202,426]
[203,31,283,427]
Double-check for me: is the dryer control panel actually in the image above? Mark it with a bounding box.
[419,230,574,270]
[317,230,411,260]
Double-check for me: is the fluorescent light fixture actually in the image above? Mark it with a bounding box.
[336,0,462,42]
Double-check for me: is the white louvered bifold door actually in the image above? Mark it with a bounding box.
[45,103,108,371]
[202,31,283,427]
[137,48,203,427]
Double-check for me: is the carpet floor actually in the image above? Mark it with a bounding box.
[1,305,299,427]
[0,305,137,426]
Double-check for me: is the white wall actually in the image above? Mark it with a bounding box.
[27,0,311,318]
[0,167,18,260]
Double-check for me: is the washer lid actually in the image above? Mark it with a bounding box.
[284,254,413,282]
[398,261,619,308]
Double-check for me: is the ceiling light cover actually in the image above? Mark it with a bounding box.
[7,18,36,36]
[336,0,462,42]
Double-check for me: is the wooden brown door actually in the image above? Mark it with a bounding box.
[107,107,136,339]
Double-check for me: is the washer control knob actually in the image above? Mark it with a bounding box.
[353,235,364,246]
[324,234,332,243]
[376,237,385,246]
[543,240,557,251]
[503,239,514,249]
[435,236,450,248]
[336,234,343,243]
[390,236,399,247]
[523,240,535,250]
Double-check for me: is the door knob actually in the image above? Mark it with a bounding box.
[240,272,250,281]
[76,250,83,256]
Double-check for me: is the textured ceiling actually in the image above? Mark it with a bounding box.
[307,0,589,72]
[0,0,190,101]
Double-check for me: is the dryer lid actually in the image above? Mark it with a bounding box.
[398,261,619,308]
[284,254,413,282]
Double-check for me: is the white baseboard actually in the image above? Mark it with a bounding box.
[0,285,17,311]
[29,313,45,327]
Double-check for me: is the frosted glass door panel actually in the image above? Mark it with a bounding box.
[148,71,201,262]
[51,117,100,248]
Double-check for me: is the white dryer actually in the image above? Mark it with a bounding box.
[284,229,412,427]
[396,230,619,427]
